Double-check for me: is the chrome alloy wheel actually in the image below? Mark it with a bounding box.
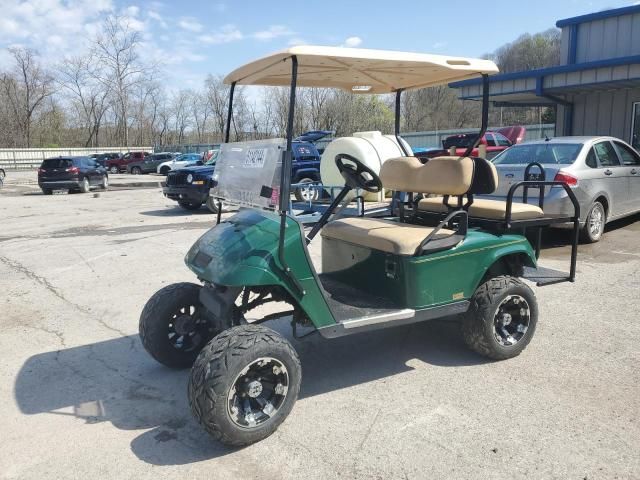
[493,295,530,347]
[588,203,605,239]
[227,357,289,428]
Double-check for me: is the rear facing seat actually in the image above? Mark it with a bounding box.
[417,156,544,220]
[321,156,473,255]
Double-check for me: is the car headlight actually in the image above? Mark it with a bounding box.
[186,173,193,183]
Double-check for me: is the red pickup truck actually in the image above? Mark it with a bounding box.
[105,151,151,174]
[416,126,525,160]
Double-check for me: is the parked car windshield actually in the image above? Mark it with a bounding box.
[492,143,583,165]
[42,158,73,168]
[294,143,319,160]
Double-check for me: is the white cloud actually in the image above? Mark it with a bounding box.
[201,24,243,44]
[432,41,447,50]
[147,10,167,29]
[253,25,295,41]
[0,0,114,66]
[342,36,362,48]
[178,17,204,33]
[288,37,307,46]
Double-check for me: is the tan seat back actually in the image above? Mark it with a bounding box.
[379,156,474,196]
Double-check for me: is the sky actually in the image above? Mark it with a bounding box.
[0,0,639,91]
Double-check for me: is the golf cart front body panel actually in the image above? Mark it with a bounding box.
[185,209,336,328]
[322,230,536,309]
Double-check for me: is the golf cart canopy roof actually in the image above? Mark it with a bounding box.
[224,46,499,94]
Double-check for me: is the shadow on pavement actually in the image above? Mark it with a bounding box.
[140,208,213,217]
[14,317,485,465]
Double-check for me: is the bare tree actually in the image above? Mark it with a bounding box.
[1,47,54,147]
[91,15,156,146]
[190,90,210,143]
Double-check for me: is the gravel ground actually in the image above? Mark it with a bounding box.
[0,180,638,480]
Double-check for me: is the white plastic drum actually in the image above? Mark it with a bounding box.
[320,131,413,200]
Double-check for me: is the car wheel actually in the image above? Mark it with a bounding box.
[580,201,606,243]
[79,177,90,193]
[109,165,119,174]
[178,201,202,211]
[206,196,223,213]
[41,188,53,195]
[139,282,217,369]
[294,178,320,202]
[131,166,142,175]
[189,325,301,446]
[160,166,170,175]
[100,175,108,190]
[462,275,538,360]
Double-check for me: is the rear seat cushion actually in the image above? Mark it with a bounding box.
[321,217,454,255]
[380,156,473,196]
[418,197,543,220]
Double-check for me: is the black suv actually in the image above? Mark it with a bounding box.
[38,156,108,194]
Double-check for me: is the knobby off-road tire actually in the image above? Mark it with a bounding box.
[462,275,538,360]
[189,325,301,447]
[139,282,215,369]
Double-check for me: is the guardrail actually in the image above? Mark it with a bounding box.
[0,147,153,170]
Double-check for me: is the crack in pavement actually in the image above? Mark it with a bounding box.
[0,254,130,339]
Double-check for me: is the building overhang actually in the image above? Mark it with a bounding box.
[450,55,640,106]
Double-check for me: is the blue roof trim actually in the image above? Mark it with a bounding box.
[556,4,640,27]
[449,54,640,88]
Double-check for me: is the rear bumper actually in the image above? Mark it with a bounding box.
[39,180,80,189]
[163,185,209,204]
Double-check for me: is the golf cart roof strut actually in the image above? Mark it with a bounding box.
[278,55,305,297]
[224,82,236,143]
[395,90,409,156]
[462,74,489,158]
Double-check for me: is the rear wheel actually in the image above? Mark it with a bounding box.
[131,166,142,175]
[294,178,319,202]
[462,275,538,360]
[179,201,202,211]
[189,325,301,446]
[109,165,119,174]
[100,175,109,190]
[139,282,216,368]
[160,166,170,175]
[79,176,90,193]
[580,201,605,243]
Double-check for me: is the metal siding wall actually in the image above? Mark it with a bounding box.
[611,89,629,139]
[576,13,640,63]
[625,88,640,143]
[560,27,571,64]
[571,88,640,140]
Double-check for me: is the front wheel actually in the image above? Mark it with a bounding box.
[580,201,605,243]
[178,201,202,211]
[160,166,170,175]
[462,276,538,360]
[189,325,301,446]
[139,282,216,368]
[205,196,224,213]
[109,165,119,174]
[294,178,320,202]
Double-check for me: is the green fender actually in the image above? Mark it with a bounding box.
[184,209,337,328]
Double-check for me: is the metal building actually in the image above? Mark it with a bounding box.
[450,5,640,150]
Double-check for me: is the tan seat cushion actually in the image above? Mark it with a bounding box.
[418,197,544,220]
[380,156,474,196]
[321,217,454,255]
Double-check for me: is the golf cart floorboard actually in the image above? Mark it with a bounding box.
[318,274,408,323]
[523,265,572,286]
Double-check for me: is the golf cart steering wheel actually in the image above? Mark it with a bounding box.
[335,153,383,193]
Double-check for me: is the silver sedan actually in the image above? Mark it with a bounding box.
[484,136,640,242]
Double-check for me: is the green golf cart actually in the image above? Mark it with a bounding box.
[139,46,580,446]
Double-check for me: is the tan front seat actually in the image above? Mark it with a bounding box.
[418,197,543,220]
[321,217,454,255]
[321,156,473,255]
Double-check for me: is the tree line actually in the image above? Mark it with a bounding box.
[0,15,560,149]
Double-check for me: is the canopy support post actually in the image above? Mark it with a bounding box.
[278,55,305,297]
[463,74,489,157]
[224,82,236,143]
[394,89,409,156]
